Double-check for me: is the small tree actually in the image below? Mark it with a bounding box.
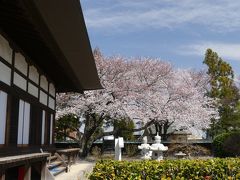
[114,118,135,140]
[55,114,80,141]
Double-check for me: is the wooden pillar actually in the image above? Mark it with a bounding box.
[0,173,5,180]
[67,153,71,166]
[41,161,47,180]
[24,165,31,180]
[73,152,76,164]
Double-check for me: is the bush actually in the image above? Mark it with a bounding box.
[213,133,230,157]
[213,131,240,157]
[166,144,211,157]
[223,133,240,156]
[89,158,240,180]
[91,146,102,157]
[125,144,139,157]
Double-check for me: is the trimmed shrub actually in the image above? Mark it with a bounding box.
[213,131,240,157]
[89,158,240,180]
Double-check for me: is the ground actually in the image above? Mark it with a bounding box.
[55,159,95,180]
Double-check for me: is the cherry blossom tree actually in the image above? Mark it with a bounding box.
[56,49,218,156]
[57,50,133,156]
[122,63,218,139]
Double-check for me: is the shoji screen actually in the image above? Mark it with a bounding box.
[17,100,30,145]
[0,91,7,144]
[41,110,45,145]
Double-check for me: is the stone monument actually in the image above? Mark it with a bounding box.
[115,137,124,161]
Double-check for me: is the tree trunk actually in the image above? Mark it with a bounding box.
[80,125,103,157]
[80,138,89,157]
[162,123,168,141]
[64,128,67,141]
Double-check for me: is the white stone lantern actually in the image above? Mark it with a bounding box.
[149,133,168,161]
[138,136,152,160]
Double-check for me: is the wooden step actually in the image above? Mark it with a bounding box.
[49,166,67,176]
[47,161,63,170]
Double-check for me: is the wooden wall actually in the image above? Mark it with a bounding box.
[0,32,56,156]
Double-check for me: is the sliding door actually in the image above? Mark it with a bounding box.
[0,91,7,144]
[17,100,30,145]
[41,111,54,145]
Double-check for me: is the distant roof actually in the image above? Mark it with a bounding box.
[173,130,191,135]
[0,0,102,92]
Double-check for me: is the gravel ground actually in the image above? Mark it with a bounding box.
[55,160,95,180]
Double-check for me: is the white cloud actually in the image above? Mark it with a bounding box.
[82,0,240,32]
[178,41,240,61]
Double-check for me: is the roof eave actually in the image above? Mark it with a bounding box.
[23,0,102,92]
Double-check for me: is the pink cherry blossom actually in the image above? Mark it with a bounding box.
[56,49,218,133]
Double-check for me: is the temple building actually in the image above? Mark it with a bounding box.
[0,0,101,179]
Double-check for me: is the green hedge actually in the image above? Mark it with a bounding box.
[89,158,240,180]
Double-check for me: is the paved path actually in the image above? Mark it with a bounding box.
[55,160,95,180]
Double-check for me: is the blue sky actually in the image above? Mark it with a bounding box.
[81,0,240,76]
